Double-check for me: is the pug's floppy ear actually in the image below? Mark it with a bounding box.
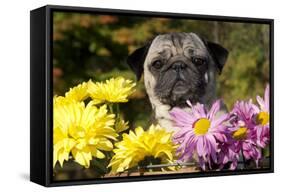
[202,40,229,75]
[199,35,229,74]
[127,42,152,81]
[206,41,229,74]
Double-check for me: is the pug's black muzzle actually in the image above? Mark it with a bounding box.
[154,56,206,107]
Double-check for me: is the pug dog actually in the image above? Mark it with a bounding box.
[127,32,228,132]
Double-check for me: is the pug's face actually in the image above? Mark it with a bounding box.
[127,32,228,108]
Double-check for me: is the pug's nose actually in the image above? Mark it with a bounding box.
[172,62,187,72]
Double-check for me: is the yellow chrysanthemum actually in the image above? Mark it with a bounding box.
[87,77,136,104]
[53,96,70,106]
[115,118,129,133]
[108,124,177,173]
[65,81,90,102]
[53,100,118,168]
[53,126,76,168]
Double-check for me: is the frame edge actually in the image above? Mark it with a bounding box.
[30,6,48,186]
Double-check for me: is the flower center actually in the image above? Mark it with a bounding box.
[256,111,269,126]
[232,127,247,140]
[77,131,86,138]
[193,118,211,136]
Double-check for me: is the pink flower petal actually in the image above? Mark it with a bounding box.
[264,84,269,111]
[256,95,265,111]
[211,113,228,128]
[207,100,221,120]
[197,136,204,157]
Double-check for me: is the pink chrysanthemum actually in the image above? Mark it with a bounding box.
[170,100,228,170]
[252,84,270,148]
[216,134,239,170]
[229,100,261,167]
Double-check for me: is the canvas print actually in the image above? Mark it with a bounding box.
[52,11,271,181]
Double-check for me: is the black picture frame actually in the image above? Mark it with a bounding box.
[30,4,274,187]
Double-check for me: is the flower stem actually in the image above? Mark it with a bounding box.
[115,104,122,130]
[241,148,246,169]
[116,104,120,115]
[108,104,114,114]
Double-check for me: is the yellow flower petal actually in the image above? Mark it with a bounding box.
[115,119,129,133]
[96,139,113,151]
[108,124,176,173]
[90,147,105,159]
[53,97,117,168]
[88,77,135,104]
[72,149,92,168]
[65,81,90,102]
[53,138,75,167]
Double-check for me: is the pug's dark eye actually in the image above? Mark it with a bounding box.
[192,57,206,66]
[152,60,163,69]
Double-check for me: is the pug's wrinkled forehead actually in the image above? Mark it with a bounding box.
[127,32,228,80]
[148,32,207,59]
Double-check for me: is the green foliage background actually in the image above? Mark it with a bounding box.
[53,12,270,129]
